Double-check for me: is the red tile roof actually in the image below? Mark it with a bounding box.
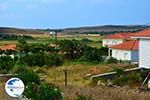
[105,29,150,39]
[0,44,16,51]
[132,28,150,37]
[105,32,134,39]
[109,40,139,50]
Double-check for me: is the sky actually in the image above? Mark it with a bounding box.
[0,0,150,29]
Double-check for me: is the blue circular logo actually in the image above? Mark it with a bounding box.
[5,78,25,97]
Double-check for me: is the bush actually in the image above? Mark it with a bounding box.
[58,40,87,60]
[12,65,28,73]
[107,57,118,64]
[76,94,92,100]
[19,53,39,67]
[81,38,93,43]
[0,56,15,72]
[18,52,64,67]
[113,68,124,76]
[79,47,103,63]
[17,70,40,85]
[24,82,62,100]
[113,73,143,86]
[99,47,108,56]
[46,53,63,67]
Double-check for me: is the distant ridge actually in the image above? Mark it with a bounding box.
[0,25,150,35]
[62,25,150,34]
[0,27,46,34]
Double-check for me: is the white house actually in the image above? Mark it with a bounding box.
[102,33,133,47]
[0,44,16,59]
[131,29,150,69]
[109,40,139,63]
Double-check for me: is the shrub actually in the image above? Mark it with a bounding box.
[46,53,63,67]
[76,94,92,100]
[81,38,93,43]
[113,68,124,76]
[99,47,108,56]
[18,52,63,67]
[58,40,86,60]
[12,65,28,73]
[107,57,118,64]
[24,82,62,100]
[17,70,40,85]
[79,47,103,63]
[0,56,15,72]
[113,73,143,86]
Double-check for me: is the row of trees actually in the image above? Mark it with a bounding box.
[0,33,33,40]
[0,39,109,73]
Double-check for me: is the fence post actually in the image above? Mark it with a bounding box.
[64,70,68,86]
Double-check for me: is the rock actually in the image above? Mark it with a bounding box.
[106,80,113,87]
[97,80,106,86]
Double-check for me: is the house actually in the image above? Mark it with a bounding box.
[102,33,134,47]
[131,29,150,69]
[109,40,139,63]
[0,44,16,51]
[0,44,16,58]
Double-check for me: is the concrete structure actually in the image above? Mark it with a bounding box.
[109,40,139,62]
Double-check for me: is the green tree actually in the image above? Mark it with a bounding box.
[17,70,40,85]
[0,56,15,73]
[99,47,108,56]
[79,47,103,63]
[58,40,86,59]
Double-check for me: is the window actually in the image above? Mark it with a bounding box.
[124,53,128,60]
[112,40,117,45]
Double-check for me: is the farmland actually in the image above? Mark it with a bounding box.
[0,34,103,48]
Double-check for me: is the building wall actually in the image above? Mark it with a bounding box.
[102,39,124,47]
[111,49,131,61]
[131,50,139,62]
[139,39,150,69]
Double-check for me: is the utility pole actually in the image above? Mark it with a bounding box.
[55,31,57,49]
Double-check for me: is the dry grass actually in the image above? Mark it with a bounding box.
[0,82,4,100]
[61,85,150,100]
[35,63,146,100]
[38,64,112,86]
[35,63,136,87]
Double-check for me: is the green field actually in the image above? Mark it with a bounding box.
[0,35,103,48]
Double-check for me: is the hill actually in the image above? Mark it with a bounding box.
[0,25,150,35]
[0,27,46,35]
[61,25,150,34]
